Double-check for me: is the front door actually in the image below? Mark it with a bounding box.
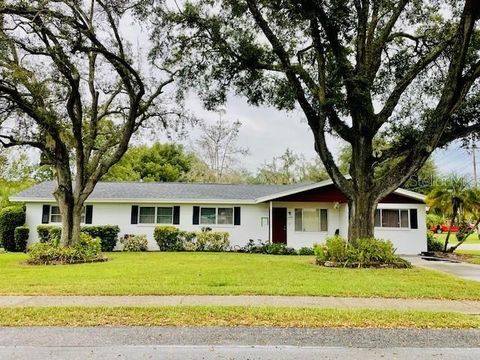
[272,207,287,244]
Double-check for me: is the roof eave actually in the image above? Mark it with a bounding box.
[10,197,258,205]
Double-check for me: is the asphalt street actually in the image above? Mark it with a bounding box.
[0,327,478,359]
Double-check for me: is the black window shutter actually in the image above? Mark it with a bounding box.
[173,206,180,225]
[131,205,139,224]
[192,206,200,225]
[41,205,50,224]
[85,205,93,224]
[234,206,241,225]
[410,209,418,229]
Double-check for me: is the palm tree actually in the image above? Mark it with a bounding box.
[426,177,480,252]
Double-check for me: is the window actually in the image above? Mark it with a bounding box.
[157,207,173,224]
[139,207,156,224]
[375,209,409,228]
[50,206,86,223]
[200,207,234,225]
[217,208,233,224]
[50,206,62,223]
[294,208,328,232]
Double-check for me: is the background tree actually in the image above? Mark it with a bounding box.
[104,143,194,182]
[254,148,328,184]
[152,0,480,240]
[426,177,480,251]
[0,1,178,245]
[196,114,249,182]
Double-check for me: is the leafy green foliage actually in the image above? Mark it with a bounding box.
[27,233,104,265]
[195,231,230,252]
[298,247,315,256]
[154,226,230,252]
[14,226,29,252]
[154,226,186,251]
[314,237,410,268]
[37,225,62,244]
[120,234,149,252]
[0,205,26,251]
[261,243,297,255]
[427,232,444,252]
[104,143,195,182]
[81,226,120,252]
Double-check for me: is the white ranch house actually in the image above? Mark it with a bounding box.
[12,180,427,254]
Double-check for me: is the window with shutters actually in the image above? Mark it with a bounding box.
[138,206,173,224]
[49,206,86,223]
[200,207,234,225]
[374,209,410,228]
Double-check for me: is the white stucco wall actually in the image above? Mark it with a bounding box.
[24,200,427,254]
[25,202,270,250]
[373,203,427,255]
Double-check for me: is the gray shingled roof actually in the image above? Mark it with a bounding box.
[12,181,309,202]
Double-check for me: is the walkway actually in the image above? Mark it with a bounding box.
[1,295,479,314]
[403,256,480,282]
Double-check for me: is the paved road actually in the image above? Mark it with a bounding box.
[0,327,478,359]
[1,345,479,360]
[404,255,480,282]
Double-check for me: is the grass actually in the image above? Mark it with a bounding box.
[0,306,478,329]
[456,249,480,265]
[1,252,480,299]
[434,233,480,244]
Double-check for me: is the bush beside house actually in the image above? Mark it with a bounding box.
[27,233,106,265]
[154,226,229,252]
[120,234,148,252]
[314,236,411,268]
[36,225,119,251]
[14,226,29,252]
[0,205,26,252]
[81,225,120,252]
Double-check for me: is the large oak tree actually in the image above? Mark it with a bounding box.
[151,0,480,239]
[0,0,178,245]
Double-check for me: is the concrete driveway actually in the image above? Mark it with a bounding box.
[404,256,480,282]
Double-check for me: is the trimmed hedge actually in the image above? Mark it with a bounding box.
[0,205,26,252]
[37,225,120,251]
[81,225,120,252]
[37,225,62,243]
[14,226,29,252]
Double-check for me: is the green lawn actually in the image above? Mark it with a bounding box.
[434,233,480,244]
[0,306,478,329]
[1,252,480,299]
[456,249,480,265]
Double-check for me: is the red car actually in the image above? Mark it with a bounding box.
[430,224,475,233]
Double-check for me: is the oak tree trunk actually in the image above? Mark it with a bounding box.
[348,192,378,241]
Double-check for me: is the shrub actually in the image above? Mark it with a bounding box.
[14,226,29,252]
[325,236,348,262]
[0,205,26,251]
[262,243,297,255]
[298,247,314,256]
[154,226,183,251]
[314,236,410,268]
[81,225,120,252]
[37,225,62,243]
[121,234,148,252]
[240,239,266,253]
[196,231,230,252]
[427,231,444,252]
[27,233,104,265]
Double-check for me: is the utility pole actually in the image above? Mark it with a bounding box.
[473,144,477,188]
